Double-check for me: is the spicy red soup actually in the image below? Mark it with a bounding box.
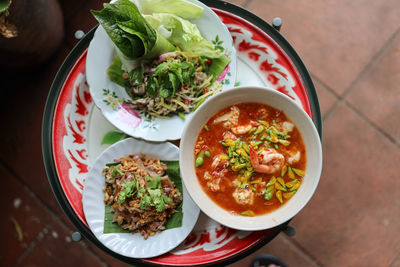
[194,102,306,216]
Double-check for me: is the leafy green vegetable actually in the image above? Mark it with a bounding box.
[159,86,171,98]
[145,13,231,81]
[198,57,208,72]
[108,54,196,100]
[146,77,158,97]
[148,188,162,197]
[118,176,138,204]
[145,13,209,53]
[162,195,173,203]
[115,166,124,176]
[128,63,145,86]
[212,35,225,52]
[148,188,165,212]
[155,201,165,212]
[138,187,146,198]
[168,72,179,96]
[91,0,175,68]
[138,0,203,19]
[108,55,190,100]
[104,205,130,233]
[162,160,183,229]
[207,55,231,82]
[0,0,11,13]
[146,176,161,189]
[111,167,118,177]
[106,56,128,91]
[149,58,195,98]
[91,0,156,59]
[140,194,151,209]
[105,162,121,167]
[97,0,230,102]
[139,177,169,211]
[101,129,128,145]
[182,61,195,83]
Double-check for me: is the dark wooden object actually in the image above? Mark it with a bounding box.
[0,0,64,68]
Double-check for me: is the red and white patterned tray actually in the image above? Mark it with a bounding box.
[47,7,318,266]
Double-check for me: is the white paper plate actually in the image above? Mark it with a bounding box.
[82,138,200,258]
[86,0,237,141]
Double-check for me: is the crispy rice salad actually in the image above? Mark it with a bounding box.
[103,154,182,239]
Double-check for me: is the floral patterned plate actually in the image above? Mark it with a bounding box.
[86,0,237,142]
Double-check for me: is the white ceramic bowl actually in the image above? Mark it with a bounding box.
[179,86,322,231]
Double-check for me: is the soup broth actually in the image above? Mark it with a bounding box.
[194,102,306,216]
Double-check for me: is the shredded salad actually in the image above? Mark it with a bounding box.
[92,0,231,118]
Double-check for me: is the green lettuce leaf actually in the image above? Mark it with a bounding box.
[91,0,175,66]
[128,63,144,86]
[145,13,231,81]
[207,54,231,82]
[106,56,128,90]
[147,77,158,97]
[144,13,206,52]
[138,0,203,19]
[91,0,156,59]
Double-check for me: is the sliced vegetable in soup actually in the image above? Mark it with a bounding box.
[194,103,306,216]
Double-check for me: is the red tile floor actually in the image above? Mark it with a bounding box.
[1,0,399,266]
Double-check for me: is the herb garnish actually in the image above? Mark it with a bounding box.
[139,176,173,212]
[117,174,173,212]
[146,58,196,98]
[118,173,139,204]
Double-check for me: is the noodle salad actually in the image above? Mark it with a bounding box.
[92,0,231,118]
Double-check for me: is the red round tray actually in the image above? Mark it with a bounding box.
[43,2,321,266]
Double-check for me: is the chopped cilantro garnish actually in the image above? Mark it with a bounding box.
[140,194,151,209]
[146,176,162,189]
[117,174,174,212]
[138,187,146,196]
[155,199,165,212]
[148,188,162,198]
[162,195,173,203]
[138,176,172,212]
[118,177,137,204]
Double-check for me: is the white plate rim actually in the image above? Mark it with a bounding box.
[82,138,200,258]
